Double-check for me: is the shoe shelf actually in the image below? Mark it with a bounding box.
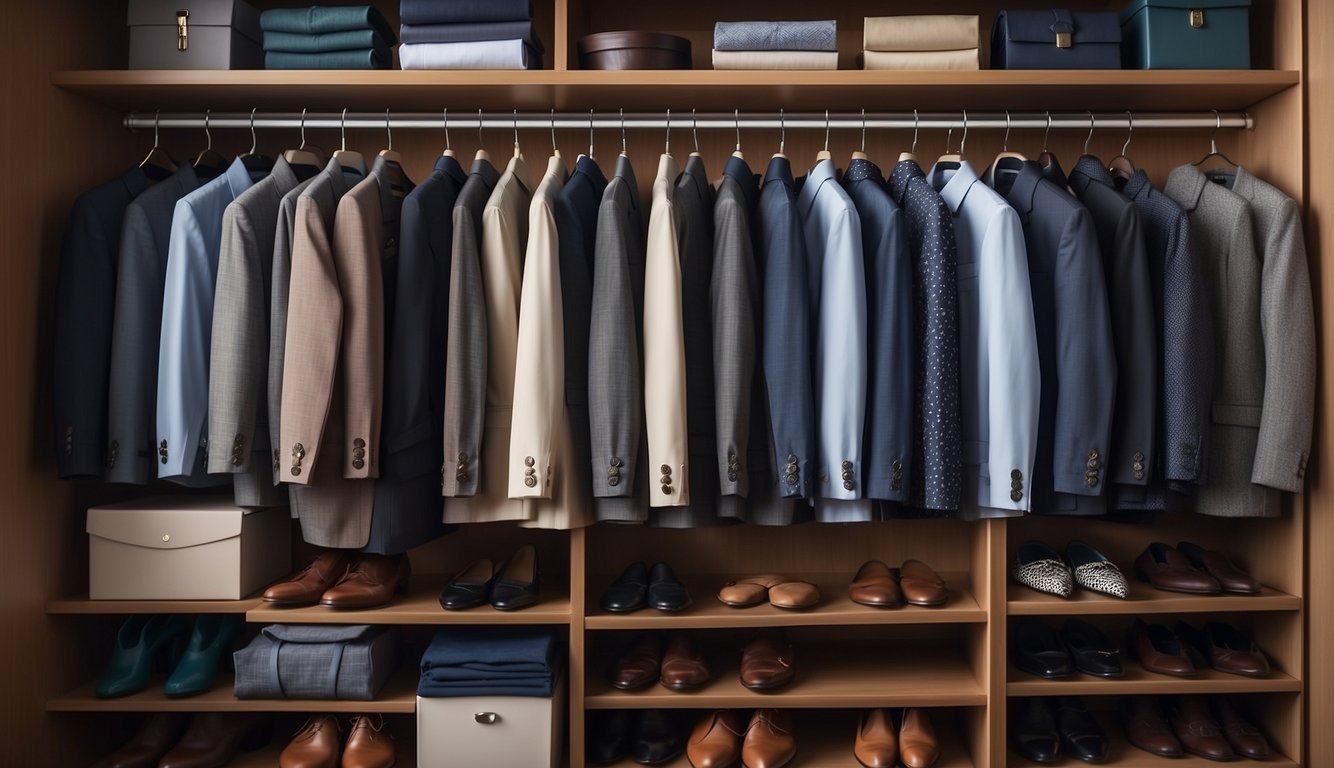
[598,710,977,768]
[244,575,571,625]
[1006,581,1301,616]
[1004,663,1301,697]
[584,645,985,710]
[46,594,264,615]
[47,666,419,714]
[585,572,984,630]
[1007,720,1299,768]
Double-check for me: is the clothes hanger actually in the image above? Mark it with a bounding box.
[1082,111,1097,158]
[139,110,179,181]
[984,111,1027,187]
[239,107,275,174]
[283,108,326,170]
[1193,110,1239,169]
[898,109,920,163]
[333,108,367,177]
[474,109,492,164]
[1107,110,1137,180]
[851,109,868,162]
[551,108,561,159]
[441,108,456,158]
[733,109,746,161]
[1037,111,1061,173]
[815,109,831,163]
[773,108,787,160]
[619,108,628,158]
[376,109,411,192]
[191,109,228,179]
[664,108,673,158]
[935,110,966,165]
[690,109,701,159]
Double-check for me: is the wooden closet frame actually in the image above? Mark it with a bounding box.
[4,0,1324,765]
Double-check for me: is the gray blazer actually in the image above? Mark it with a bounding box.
[590,154,648,523]
[267,174,318,485]
[106,164,200,485]
[1165,164,1315,517]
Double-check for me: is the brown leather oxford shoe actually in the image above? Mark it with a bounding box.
[264,551,353,606]
[660,632,710,690]
[320,554,411,609]
[342,715,395,768]
[853,708,898,768]
[279,715,340,768]
[686,710,745,768]
[898,708,941,768]
[741,709,796,768]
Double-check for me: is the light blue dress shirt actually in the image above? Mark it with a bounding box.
[928,160,1041,518]
[797,159,868,521]
[157,158,260,482]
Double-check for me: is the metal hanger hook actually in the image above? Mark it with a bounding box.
[443,108,451,151]
[204,109,213,150]
[248,107,257,155]
[385,109,394,151]
[1121,111,1133,157]
[735,109,742,152]
[665,108,671,154]
[550,108,557,153]
[1085,111,1095,156]
[945,126,954,155]
[823,109,830,153]
[153,109,162,148]
[779,108,786,155]
[860,108,867,153]
[513,109,520,154]
[620,108,626,154]
[1003,110,1012,152]
[477,108,484,151]
[588,109,594,157]
[1043,110,1052,152]
[341,108,349,152]
[692,109,699,153]
[300,108,309,150]
[960,110,968,155]
[1210,108,1221,154]
[911,109,919,154]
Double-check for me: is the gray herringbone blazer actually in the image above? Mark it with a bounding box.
[267,173,318,485]
[1165,164,1315,517]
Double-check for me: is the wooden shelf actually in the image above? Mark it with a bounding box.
[245,576,570,625]
[1007,580,1301,616]
[47,667,419,713]
[586,571,983,630]
[1008,721,1298,767]
[586,645,984,710]
[51,69,1299,111]
[601,710,976,768]
[47,594,262,615]
[1005,663,1302,696]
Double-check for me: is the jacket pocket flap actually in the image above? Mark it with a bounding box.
[86,496,244,550]
[1213,403,1262,427]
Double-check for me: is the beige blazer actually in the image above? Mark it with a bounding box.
[444,154,533,524]
[643,153,690,507]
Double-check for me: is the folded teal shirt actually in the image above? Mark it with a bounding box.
[264,29,392,54]
[265,48,391,70]
[260,6,396,45]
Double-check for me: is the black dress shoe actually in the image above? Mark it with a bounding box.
[602,562,650,613]
[1012,697,1061,763]
[634,709,687,765]
[439,558,494,610]
[491,544,540,611]
[1061,618,1123,678]
[1013,619,1074,679]
[587,709,636,764]
[647,562,691,612]
[1055,696,1109,763]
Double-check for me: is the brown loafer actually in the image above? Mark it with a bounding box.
[1169,696,1235,762]
[320,554,411,609]
[899,560,948,607]
[1121,696,1183,758]
[609,634,662,690]
[899,708,941,768]
[718,575,786,607]
[660,632,711,690]
[1134,543,1221,594]
[768,580,820,610]
[1127,620,1195,677]
[1214,698,1270,760]
[739,633,796,691]
[159,713,262,768]
[1177,542,1262,595]
[279,715,340,768]
[93,713,188,768]
[343,715,395,768]
[853,709,898,768]
[264,551,353,606]
[741,710,796,768]
[686,710,746,768]
[849,561,902,608]
[1178,621,1271,678]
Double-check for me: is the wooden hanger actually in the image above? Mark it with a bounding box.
[1193,110,1239,169]
[898,109,920,163]
[1037,111,1061,174]
[139,110,178,181]
[191,109,227,179]
[814,109,831,163]
[772,109,787,160]
[239,108,275,175]
[474,108,492,164]
[332,108,366,177]
[283,108,326,171]
[733,109,746,161]
[935,110,967,165]
[851,109,868,162]
[1108,110,1137,180]
[985,111,1027,187]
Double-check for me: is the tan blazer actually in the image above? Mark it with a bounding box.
[509,154,592,529]
[643,153,690,507]
[444,154,532,523]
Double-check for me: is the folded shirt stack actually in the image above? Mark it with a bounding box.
[861,15,980,70]
[712,20,838,70]
[399,0,543,70]
[418,628,558,698]
[260,6,397,70]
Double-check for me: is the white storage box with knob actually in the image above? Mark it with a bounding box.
[416,670,565,768]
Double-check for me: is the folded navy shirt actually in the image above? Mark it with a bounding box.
[400,19,543,51]
[713,19,837,52]
[261,6,397,45]
[400,0,533,25]
[417,628,557,698]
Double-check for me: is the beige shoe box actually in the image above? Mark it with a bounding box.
[87,496,290,600]
[417,671,565,768]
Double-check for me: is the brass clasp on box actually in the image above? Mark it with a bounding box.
[176,10,189,51]
[1056,31,1072,48]
[1190,9,1206,28]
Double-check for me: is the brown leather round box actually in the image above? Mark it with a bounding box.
[577,31,692,70]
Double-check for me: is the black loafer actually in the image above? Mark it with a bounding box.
[1055,696,1109,763]
[647,562,691,612]
[1062,618,1123,678]
[439,558,494,610]
[1012,697,1061,763]
[490,544,540,611]
[634,709,687,765]
[601,562,650,613]
[1013,619,1075,679]
[587,709,636,764]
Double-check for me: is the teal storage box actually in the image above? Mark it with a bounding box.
[1120,0,1250,69]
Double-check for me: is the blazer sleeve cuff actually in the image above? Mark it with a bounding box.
[648,458,689,507]
[508,451,553,499]
[817,458,861,500]
[205,429,252,475]
[57,435,104,480]
[106,453,151,486]
[1252,447,1307,493]
[279,437,317,486]
[591,453,634,498]
[441,444,480,496]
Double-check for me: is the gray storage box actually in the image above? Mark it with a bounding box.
[128,0,263,69]
[234,624,401,700]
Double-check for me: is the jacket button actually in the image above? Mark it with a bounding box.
[524,476,537,487]
[291,466,301,477]
[660,464,671,475]
[524,456,535,467]
[891,459,903,472]
[610,456,622,468]
[457,472,470,484]
[787,454,798,464]
[458,452,468,463]
[727,472,738,482]
[608,476,620,487]
[1085,474,1098,487]
[1011,469,1022,480]
[841,460,853,470]
[353,437,366,448]
[661,484,672,495]
[352,458,365,470]
[785,474,798,485]
[608,466,620,477]
[843,480,855,491]
[524,466,536,477]
[1011,489,1024,502]
[1132,451,1144,462]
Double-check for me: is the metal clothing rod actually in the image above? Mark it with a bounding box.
[125,111,1254,133]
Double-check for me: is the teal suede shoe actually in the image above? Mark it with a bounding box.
[163,615,243,697]
[95,614,186,698]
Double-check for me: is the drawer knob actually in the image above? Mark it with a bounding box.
[474,712,500,725]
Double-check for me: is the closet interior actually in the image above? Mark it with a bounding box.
[6,0,1324,766]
